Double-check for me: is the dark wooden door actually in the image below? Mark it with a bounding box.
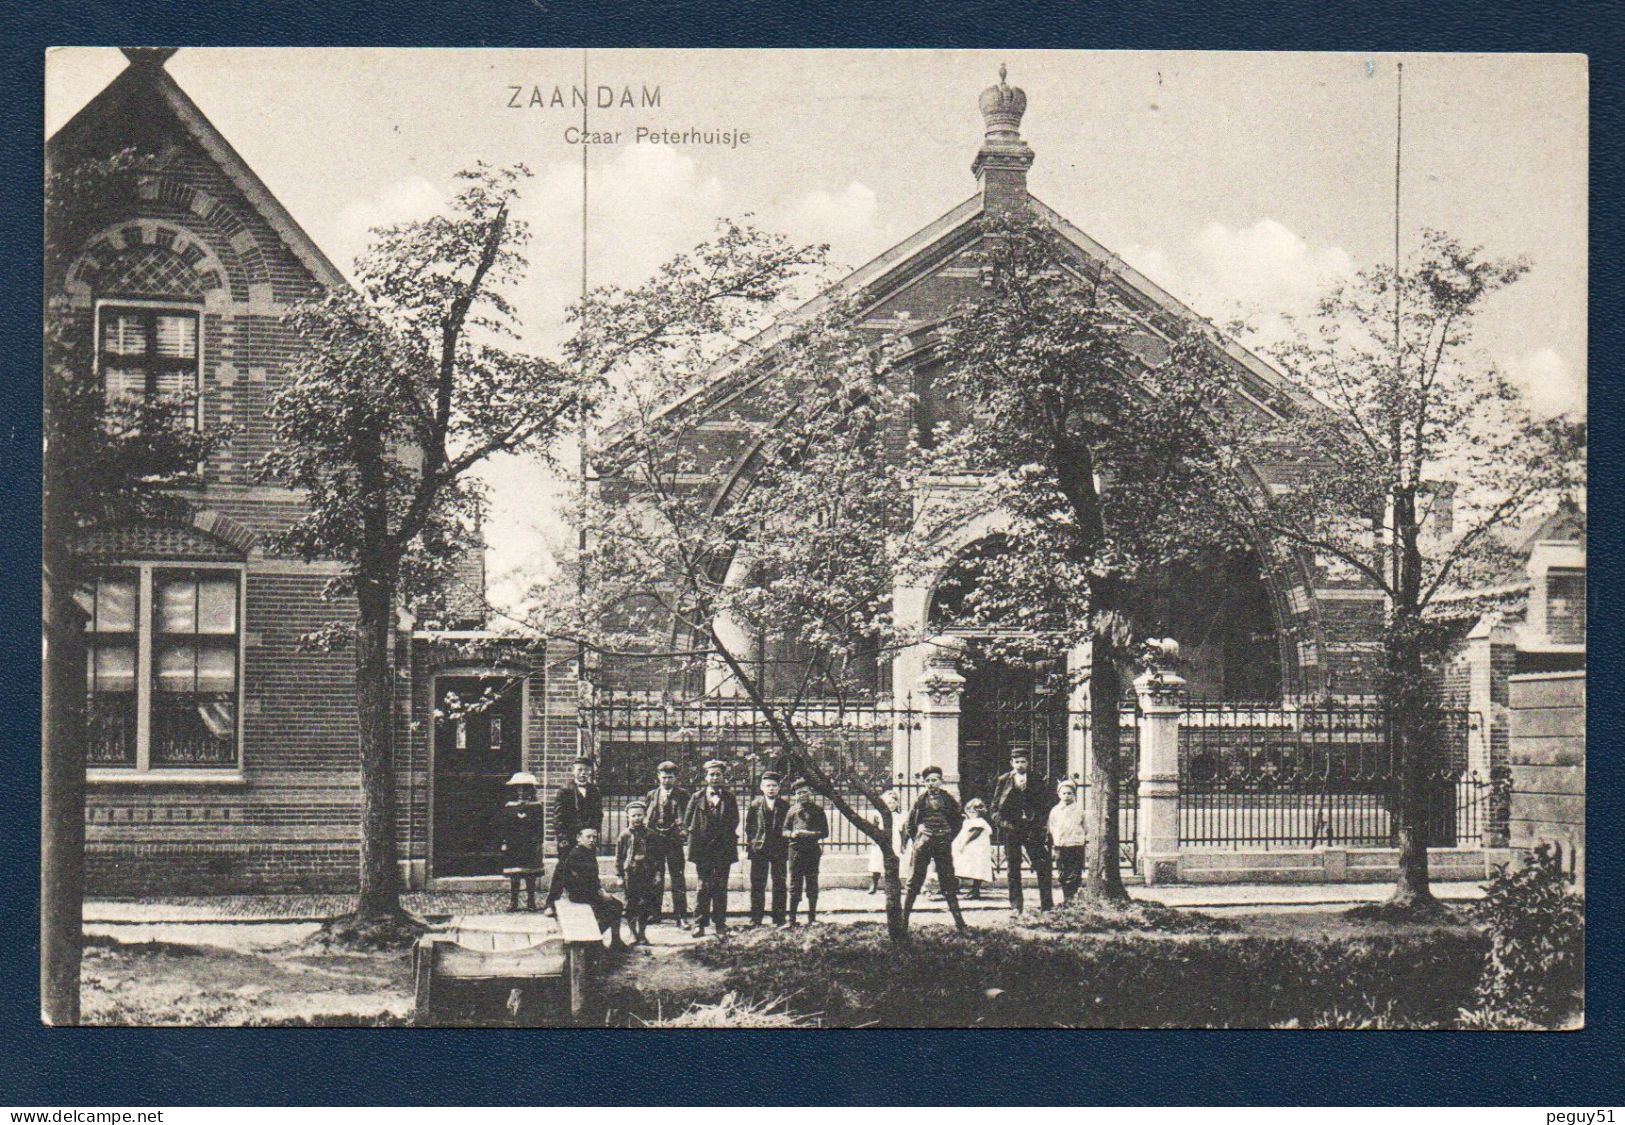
[432,676,524,877]
[958,650,1069,806]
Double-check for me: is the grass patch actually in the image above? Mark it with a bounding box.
[1013,897,1236,935]
[608,919,1487,1028]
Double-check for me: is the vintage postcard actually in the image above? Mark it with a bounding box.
[42,47,1585,1029]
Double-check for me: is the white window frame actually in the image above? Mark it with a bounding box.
[93,297,206,432]
[86,560,246,784]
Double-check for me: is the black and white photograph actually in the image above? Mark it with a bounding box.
[41,47,1586,1030]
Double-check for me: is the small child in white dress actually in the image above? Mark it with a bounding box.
[867,789,912,894]
[952,797,994,899]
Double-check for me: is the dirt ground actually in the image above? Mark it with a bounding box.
[79,902,1477,1027]
[81,923,413,1026]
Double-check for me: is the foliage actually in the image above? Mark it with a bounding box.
[538,220,935,935]
[1466,843,1584,1028]
[261,163,578,615]
[925,211,1248,900]
[925,212,1248,657]
[1230,230,1584,905]
[1242,230,1584,615]
[619,921,1486,1028]
[258,162,583,931]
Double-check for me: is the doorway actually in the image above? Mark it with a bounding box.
[957,648,1069,806]
[431,674,524,878]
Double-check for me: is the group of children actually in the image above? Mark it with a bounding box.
[865,769,1093,905]
[500,750,1096,950]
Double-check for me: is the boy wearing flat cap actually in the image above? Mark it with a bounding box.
[644,759,691,928]
[744,770,791,926]
[783,778,830,925]
[616,800,659,944]
[498,772,547,912]
[683,758,740,937]
[902,765,970,932]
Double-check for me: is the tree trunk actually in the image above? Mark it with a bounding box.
[1083,637,1131,902]
[41,542,86,1025]
[1386,490,1436,912]
[354,571,405,922]
[881,853,907,942]
[1386,614,1436,910]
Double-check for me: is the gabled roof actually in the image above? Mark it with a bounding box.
[609,184,1315,449]
[48,52,348,292]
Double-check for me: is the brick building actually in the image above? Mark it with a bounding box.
[591,71,1404,797]
[50,50,574,894]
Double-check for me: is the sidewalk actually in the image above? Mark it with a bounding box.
[84,880,1486,925]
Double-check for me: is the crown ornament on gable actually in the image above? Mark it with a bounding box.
[978,64,1029,142]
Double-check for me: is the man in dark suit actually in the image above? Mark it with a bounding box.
[992,748,1055,912]
[644,759,691,928]
[545,826,626,949]
[553,756,602,857]
[743,770,791,926]
[683,758,741,937]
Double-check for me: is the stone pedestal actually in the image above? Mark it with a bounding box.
[1134,662,1185,885]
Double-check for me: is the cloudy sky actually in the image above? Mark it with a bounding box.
[46,48,1587,612]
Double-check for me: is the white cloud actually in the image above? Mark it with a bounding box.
[1122,218,1354,348]
[329,174,447,278]
[778,181,883,264]
[1187,219,1354,313]
[1502,347,1586,418]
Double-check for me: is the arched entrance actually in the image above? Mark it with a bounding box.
[925,534,1286,798]
[928,536,1070,802]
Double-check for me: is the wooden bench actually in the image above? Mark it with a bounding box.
[412,904,606,1025]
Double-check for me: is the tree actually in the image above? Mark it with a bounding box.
[43,148,220,1022]
[927,213,1246,904]
[261,164,580,945]
[1230,230,1583,913]
[542,221,936,940]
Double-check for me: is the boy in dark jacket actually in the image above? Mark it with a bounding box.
[902,765,970,932]
[615,800,659,944]
[783,778,830,926]
[744,770,791,926]
[553,757,603,857]
[683,759,741,937]
[546,826,627,949]
[498,772,547,912]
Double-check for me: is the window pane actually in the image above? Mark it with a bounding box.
[154,314,197,358]
[195,644,236,693]
[156,575,197,633]
[196,577,237,633]
[102,313,147,356]
[94,576,136,633]
[152,369,194,402]
[87,643,136,692]
[104,367,146,403]
[155,641,196,693]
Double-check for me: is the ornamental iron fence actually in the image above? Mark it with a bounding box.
[1178,698,1486,849]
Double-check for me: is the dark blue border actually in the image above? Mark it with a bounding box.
[5,0,1620,1106]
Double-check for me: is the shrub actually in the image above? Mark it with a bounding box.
[1467,843,1585,1027]
[653,922,1485,1028]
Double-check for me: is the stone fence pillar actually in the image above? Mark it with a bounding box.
[1134,654,1185,885]
[913,635,967,789]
